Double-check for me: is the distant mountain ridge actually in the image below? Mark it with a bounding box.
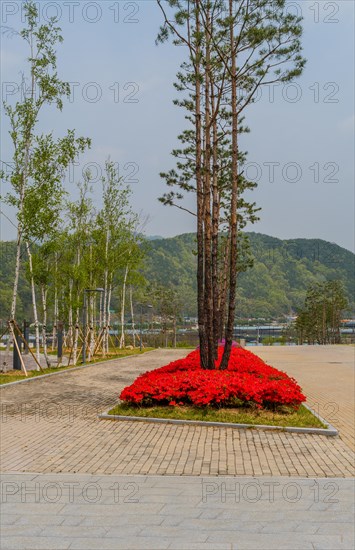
[146,235,164,241]
[147,232,354,254]
[0,233,353,320]
[143,232,354,317]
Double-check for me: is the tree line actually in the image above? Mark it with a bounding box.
[1,2,144,366]
[296,281,348,345]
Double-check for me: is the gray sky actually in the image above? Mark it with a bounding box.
[1,1,354,251]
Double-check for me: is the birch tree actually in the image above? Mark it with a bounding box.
[117,238,146,348]
[96,162,145,353]
[65,177,94,364]
[1,0,90,360]
[30,240,57,367]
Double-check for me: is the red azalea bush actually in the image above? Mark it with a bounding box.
[120,347,306,410]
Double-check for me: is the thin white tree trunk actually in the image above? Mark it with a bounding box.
[7,35,37,354]
[10,227,22,322]
[120,265,129,349]
[88,294,95,361]
[68,280,73,349]
[52,255,58,350]
[52,290,58,351]
[107,279,113,354]
[88,244,95,360]
[41,285,51,367]
[99,292,103,330]
[7,217,24,360]
[73,306,80,366]
[130,287,136,348]
[102,229,110,355]
[164,320,168,348]
[6,226,23,359]
[73,241,81,364]
[26,241,41,368]
[173,316,177,348]
[103,281,108,355]
[7,30,36,351]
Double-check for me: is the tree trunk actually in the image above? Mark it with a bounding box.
[173,316,177,348]
[120,265,129,349]
[73,243,81,365]
[8,34,33,329]
[130,287,136,348]
[73,306,80,366]
[195,0,208,369]
[203,4,215,369]
[221,0,239,370]
[217,236,230,341]
[26,241,41,367]
[164,319,168,348]
[67,280,74,349]
[52,253,58,350]
[7,31,36,353]
[10,226,22,322]
[102,276,108,356]
[102,228,110,355]
[87,294,95,361]
[107,278,113,354]
[41,285,51,367]
[211,73,220,358]
[6,225,23,356]
[52,285,58,351]
[87,244,95,360]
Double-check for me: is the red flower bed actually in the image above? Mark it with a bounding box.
[120,347,306,410]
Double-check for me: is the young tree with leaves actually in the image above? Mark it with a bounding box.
[1,0,90,363]
[65,177,95,364]
[95,162,144,353]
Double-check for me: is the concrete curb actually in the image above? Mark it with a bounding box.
[98,403,339,437]
[0,349,159,389]
[302,403,339,435]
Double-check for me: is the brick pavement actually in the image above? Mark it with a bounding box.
[0,347,354,477]
[252,345,355,451]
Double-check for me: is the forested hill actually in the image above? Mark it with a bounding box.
[0,233,353,320]
[143,233,354,317]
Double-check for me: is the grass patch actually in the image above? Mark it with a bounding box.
[0,365,74,384]
[108,403,326,429]
[84,348,154,364]
[0,348,154,385]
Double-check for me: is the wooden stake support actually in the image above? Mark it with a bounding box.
[9,322,28,376]
[13,320,44,373]
[108,330,119,355]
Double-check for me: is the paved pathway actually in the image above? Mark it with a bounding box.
[0,348,354,477]
[252,345,355,451]
[1,347,354,549]
[1,473,354,549]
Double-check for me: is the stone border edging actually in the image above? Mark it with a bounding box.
[0,349,159,389]
[98,402,339,436]
[302,403,339,435]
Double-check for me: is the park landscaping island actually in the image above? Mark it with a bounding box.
[109,346,326,429]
